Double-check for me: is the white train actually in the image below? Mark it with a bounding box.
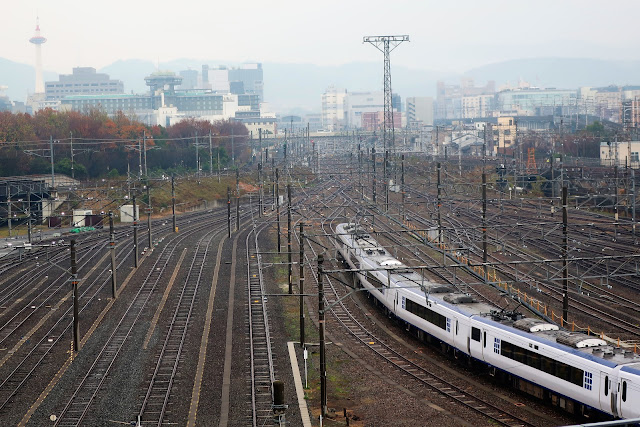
[335,223,640,419]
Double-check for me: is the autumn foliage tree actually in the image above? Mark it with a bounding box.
[0,109,247,179]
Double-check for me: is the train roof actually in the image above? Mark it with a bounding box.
[336,223,640,369]
[474,315,640,368]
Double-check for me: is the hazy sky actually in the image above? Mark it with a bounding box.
[6,0,640,73]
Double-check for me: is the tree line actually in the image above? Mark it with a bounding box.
[0,109,250,179]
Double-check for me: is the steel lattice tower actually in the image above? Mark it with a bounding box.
[364,35,409,151]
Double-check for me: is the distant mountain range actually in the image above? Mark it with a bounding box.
[2,57,640,114]
[0,57,57,102]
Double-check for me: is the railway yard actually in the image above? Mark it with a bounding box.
[1,135,639,426]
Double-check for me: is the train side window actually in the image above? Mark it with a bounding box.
[455,320,458,335]
[622,381,627,402]
[483,331,486,348]
[604,376,608,396]
[471,327,480,342]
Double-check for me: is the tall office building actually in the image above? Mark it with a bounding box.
[179,70,198,90]
[228,63,263,102]
[406,97,434,126]
[45,67,124,101]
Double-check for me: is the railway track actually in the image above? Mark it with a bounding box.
[136,226,219,425]
[0,239,136,414]
[52,217,225,426]
[246,223,276,426]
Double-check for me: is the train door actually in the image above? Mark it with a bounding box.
[452,318,464,351]
[600,372,619,418]
[468,326,484,360]
[619,377,632,418]
[393,291,398,315]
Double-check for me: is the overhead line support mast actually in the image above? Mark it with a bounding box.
[363,35,409,153]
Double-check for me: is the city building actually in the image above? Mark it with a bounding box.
[0,86,12,112]
[392,93,402,113]
[179,70,198,90]
[321,86,348,131]
[208,67,230,92]
[495,88,578,117]
[461,94,494,119]
[347,91,384,129]
[61,92,227,122]
[45,67,124,101]
[493,116,517,155]
[436,79,495,119]
[228,63,264,102]
[406,96,433,126]
[191,63,265,104]
[406,96,434,127]
[622,98,640,131]
[361,111,402,132]
[304,113,323,132]
[600,141,640,168]
[57,66,271,128]
[321,87,405,130]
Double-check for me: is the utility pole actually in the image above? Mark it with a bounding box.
[146,184,152,249]
[132,195,138,268]
[209,130,213,177]
[217,147,221,183]
[70,131,74,180]
[401,154,405,218]
[259,128,262,163]
[109,211,117,299]
[235,169,240,231]
[437,163,442,247]
[258,163,263,217]
[171,176,177,232]
[231,127,235,168]
[482,172,487,268]
[359,144,363,200]
[138,136,143,180]
[227,186,231,238]
[27,190,32,244]
[562,186,569,324]
[363,35,409,153]
[633,168,637,241]
[372,148,377,203]
[299,222,305,347]
[194,131,199,178]
[71,239,80,352]
[287,184,292,294]
[7,188,11,237]
[614,165,619,240]
[317,254,327,418]
[49,136,55,189]
[276,168,281,252]
[143,130,148,177]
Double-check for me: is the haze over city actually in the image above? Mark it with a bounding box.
[5,0,640,73]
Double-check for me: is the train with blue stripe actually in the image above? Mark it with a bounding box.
[335,223,640,419]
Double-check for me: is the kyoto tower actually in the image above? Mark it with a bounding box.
[29,18,47,94]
